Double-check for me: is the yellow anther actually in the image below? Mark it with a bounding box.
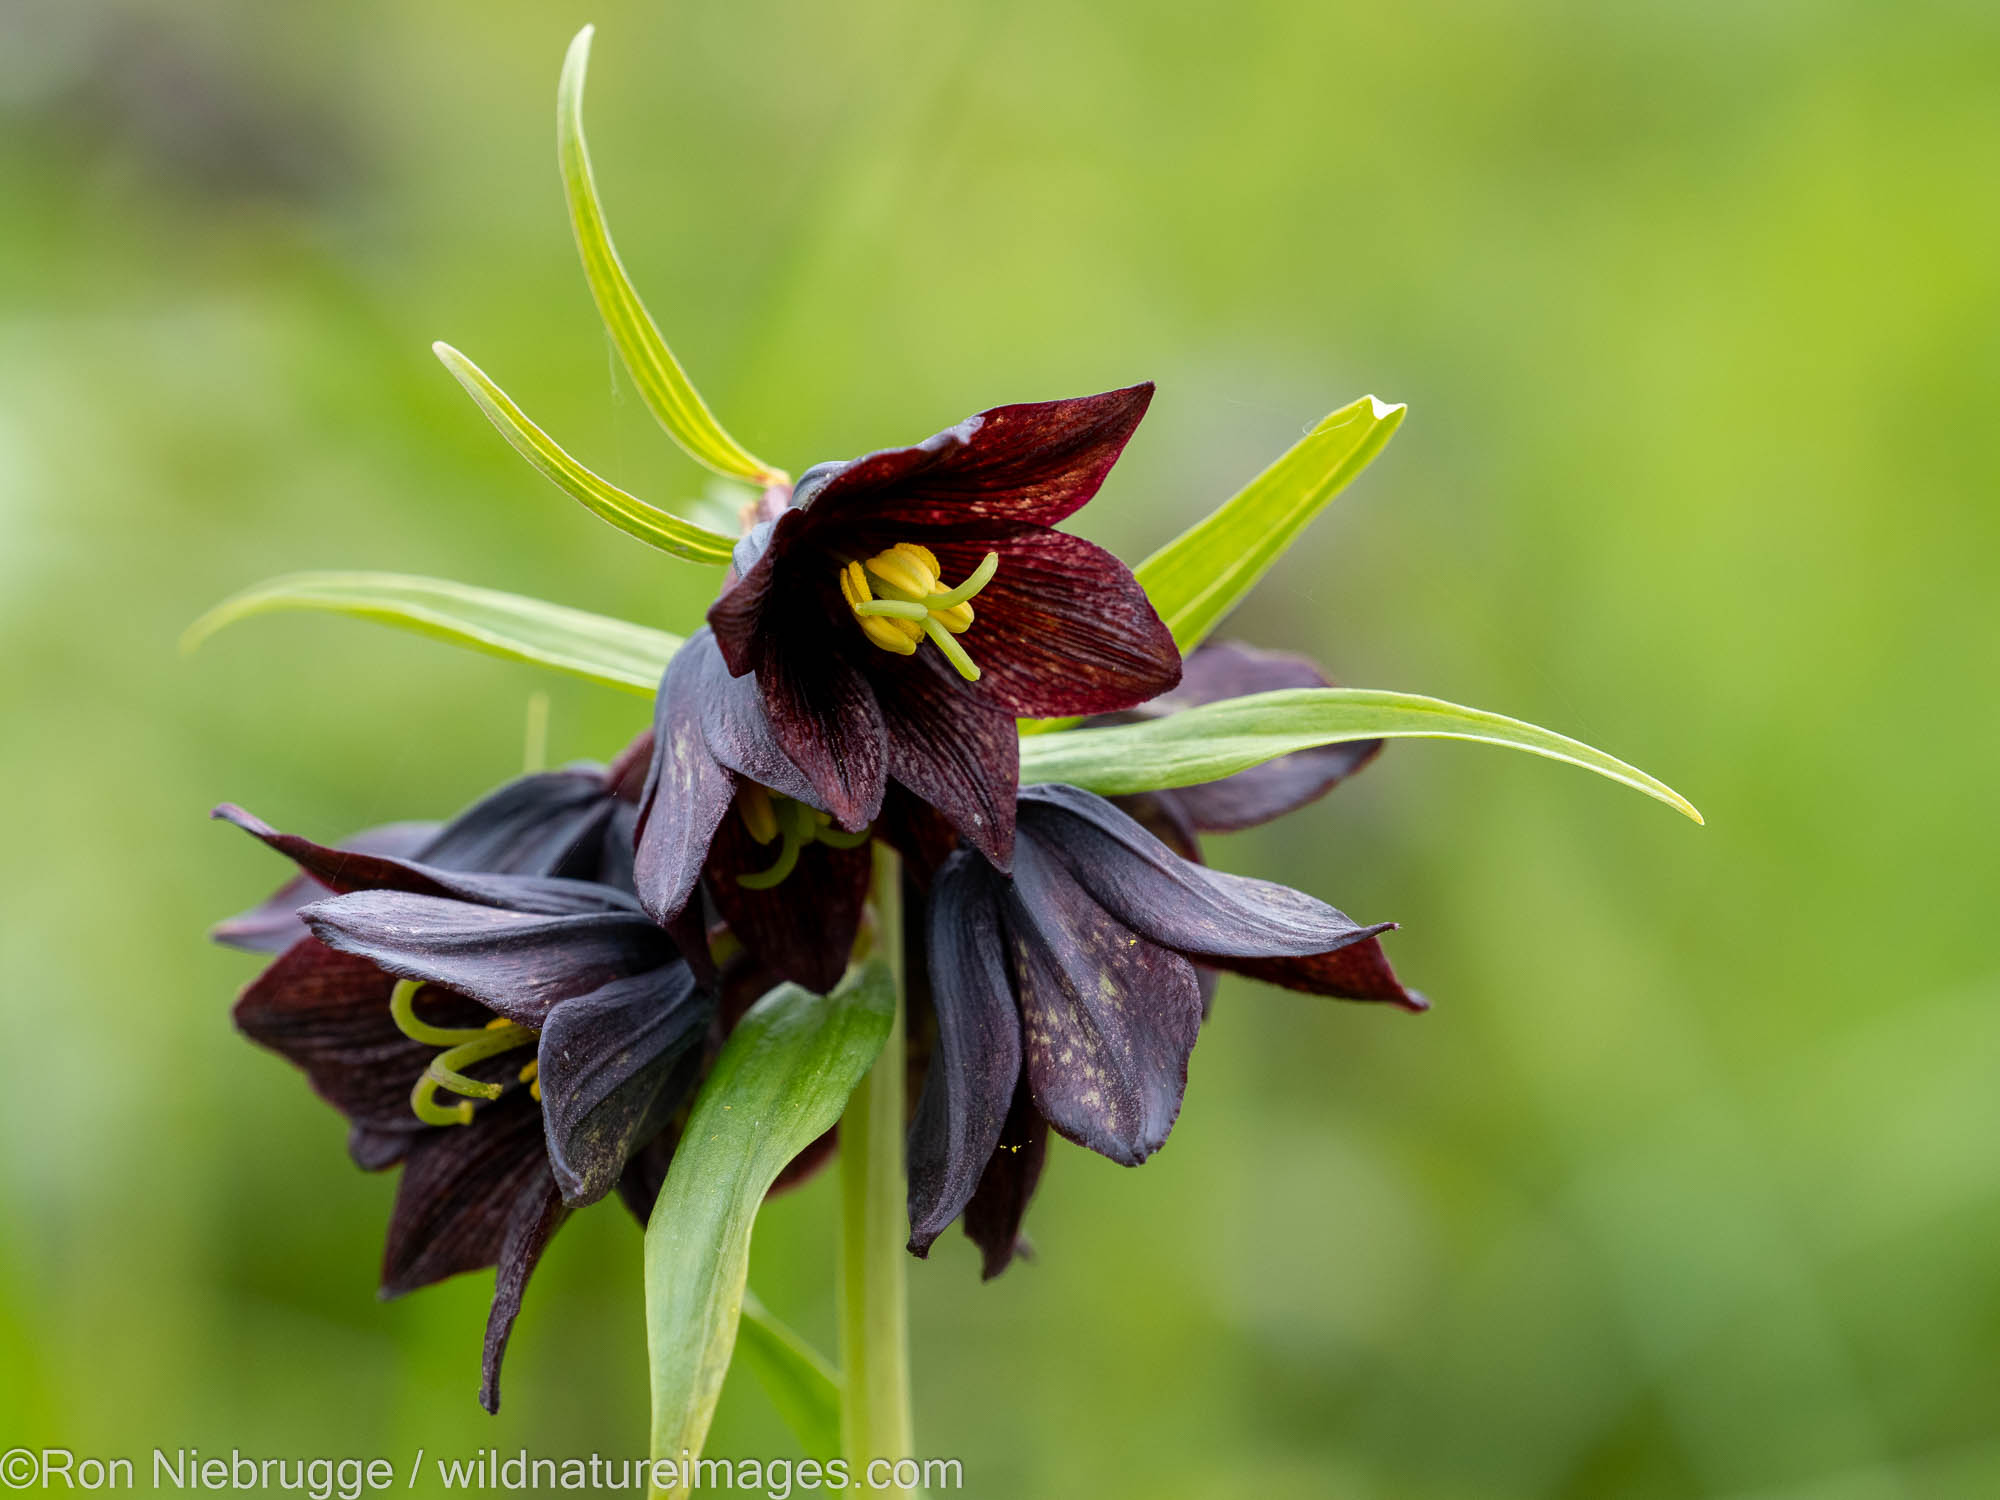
[859,614,922,653]
[485,1016,513,1031]
[893,541,941,576]
[529,1078,542,1102]
[518,1060,539,1085]
[839,560,871,606]
[864,548,937,599]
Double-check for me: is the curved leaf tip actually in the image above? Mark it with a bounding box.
[1017,686,1703,825]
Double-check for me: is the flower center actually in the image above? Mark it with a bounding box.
[836,542,999,683]
[734,783,871,891]
[390,979,540,1127]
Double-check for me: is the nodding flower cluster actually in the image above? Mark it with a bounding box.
[213,387,1420,1410]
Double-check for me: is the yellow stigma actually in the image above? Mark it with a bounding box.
[837,543,999,682]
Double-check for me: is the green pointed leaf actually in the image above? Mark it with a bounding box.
[183,571,679,695]
[645,965,894,1495]
[558,25,785,486]
[433,343,737,564]
[1137,395,1406,653]
[1017,687,1703,823]
[735,1291,841,1462]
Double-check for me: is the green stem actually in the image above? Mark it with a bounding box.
[839,844,915,1486]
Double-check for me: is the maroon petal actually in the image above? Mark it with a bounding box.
[1210,935,1427,1011]
[707,516,791,676]
[233,936,486,1140]
[302,891,677,1026]
[908,851,1022,1255]
[755,632,888,830]
[375,1089,563,1414]
[921,527,1180,718]
[1019,785,1396,975]
[212,822,438,953]
[704,813,870,995]
[870,650,1020,868]
[1004,836,1203,1166]
[536,965,712,1207]
[961,1075,1050,1280]
[381,1089,553,1298]
[804,385,1154,533]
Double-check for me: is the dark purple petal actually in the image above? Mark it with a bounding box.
[920,527,1180,718]
[961,1075,1049,1280]
[1018,784,1393,967]
[480,1179,568,1414]
[704,814,870,995]
[1141,641,1381,831]
[212,822,438,953]
[871,652,1020,868]
[908,851,1022,1255]
[755,630,888,830]
[680,630,825,808]
[536,965,712,1207]
[419,770,625,882]
[233,937,486,1139]
[803,385,1154,533]
[302,891,677,1026]
[635,634,746,925]
[1004,837,1202,1166]
[213,805,639,916]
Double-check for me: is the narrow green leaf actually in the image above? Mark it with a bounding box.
[433,343,737,564]
[558,25,785,486]
[735,1291,842,1462]
[1017,687,1703,823]
[1137,394,1406,653]
[645,966,894,1496]
[182,571,680,695]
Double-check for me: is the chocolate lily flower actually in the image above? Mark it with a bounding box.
[216,806,711,1412]
[704,385,1182,865]
[906,784,1422,1277]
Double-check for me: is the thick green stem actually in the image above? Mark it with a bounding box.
[839,845,915,1485]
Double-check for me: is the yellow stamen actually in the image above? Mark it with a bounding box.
[736,783,781,844]
[837,544,999,682]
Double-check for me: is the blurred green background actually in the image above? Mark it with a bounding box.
[3,0,1997,1494]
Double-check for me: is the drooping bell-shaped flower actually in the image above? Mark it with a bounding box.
[906,784,1421,1277]
[216,804,711,1412]
[701,386,1182,866]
